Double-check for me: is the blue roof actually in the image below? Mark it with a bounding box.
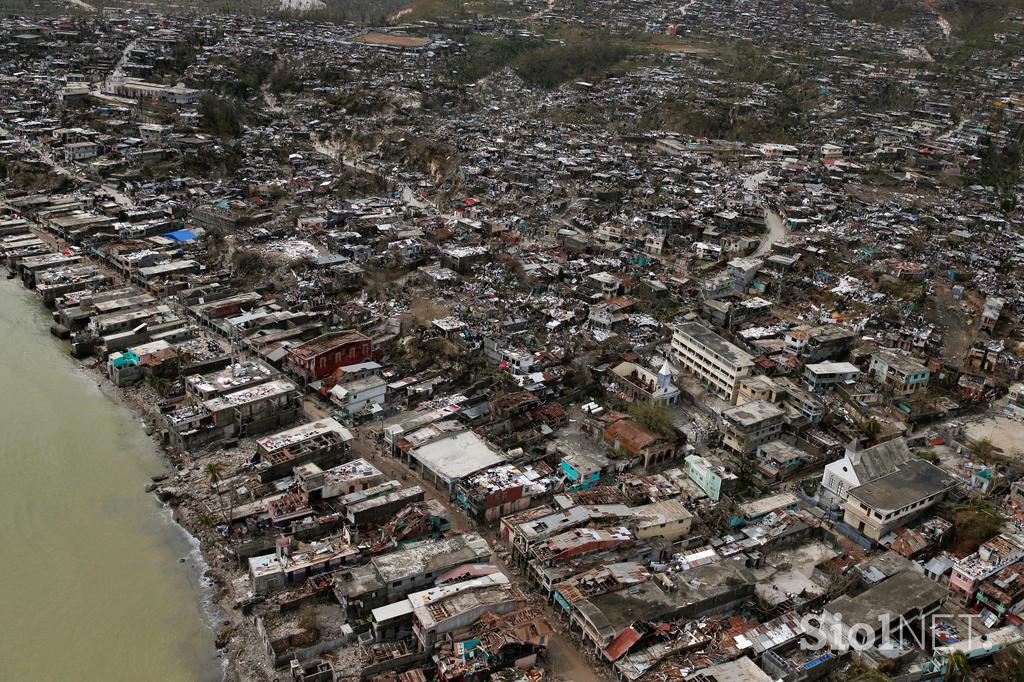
[163,229,196,242]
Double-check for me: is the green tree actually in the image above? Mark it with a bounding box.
[199,93,244,139]
[861,418,882,440]
[991,645,1024,680]
[299,604,319,635]
[944,650,971,681]
[974,438,995,463]
[734,447,759,496]
[627,401,675,438]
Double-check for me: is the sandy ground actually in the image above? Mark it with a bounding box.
[352,32,432,47]
[923,281,979,364]
[753,541,837,605]
[965,416,1024,458]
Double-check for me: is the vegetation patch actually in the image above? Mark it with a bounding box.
[352,31,432,47]
[825,0,921,27]
[453,30,645,88]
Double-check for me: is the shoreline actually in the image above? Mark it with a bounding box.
[84,361,234,681]
[80,357,266,682]
[2,259,252,682]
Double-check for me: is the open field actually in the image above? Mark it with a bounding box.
[965,416,1024,457]
[352,31,432,47]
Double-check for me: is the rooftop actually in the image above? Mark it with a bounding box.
[411,430,505,483]
[371,533,491,584]
[203,378,297,412]
[675,322,754,368]
[289,329,370,360]
[322,458,381,485]
[825,570,947,625]
[256,417,353,453]
[847,459,955,512]
[873,349,929,375]
[723,400,786,427]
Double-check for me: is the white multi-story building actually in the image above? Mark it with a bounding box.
[63,141,98,162]
[671,322,754,402]
[804,361,861,392]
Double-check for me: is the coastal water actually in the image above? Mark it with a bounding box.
[0,277,220,680]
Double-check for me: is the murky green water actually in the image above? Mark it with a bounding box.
[0,277,220,681]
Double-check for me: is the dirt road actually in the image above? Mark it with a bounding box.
[345,427,609,681]
[753,209,786,258]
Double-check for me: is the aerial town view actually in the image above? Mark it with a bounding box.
[3,0,1024,680]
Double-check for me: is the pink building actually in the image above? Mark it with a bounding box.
[948,533,1024,606]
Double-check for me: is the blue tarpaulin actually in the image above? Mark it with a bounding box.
[163,229,196,242]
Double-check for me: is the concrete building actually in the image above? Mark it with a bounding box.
[135,259,200,284]
[819,438,915,508]
[345,485,425,528]
[106,76,199,105]
[455,463,555,522]
[63,141,99,162]
[821,571,947,651]
[407,430,506,494]
[186,360,278,401]
[557,445,612,491]
[328,373,387,418]
[248,535,358,595]
[629,500,694,542]
[685,454,737,501]
[369,572,512,643]
[784,325,856,362]
[165,378,302,449]
[373,533,493,601]
[721,400,786,453]
[671,322,754,402]
[610,360,680,405]
[686,657,773,682]
[981,296,1005,333]
[287,330,372,382]
[804,361,861,392]
[503,504,635,567]
[869,350,931,395]
[756,440,813,482]
[411,574,521,651]
[256,418,353,483]
[947,533,1024,607]
[603,418,676,470]
[842,459,955,541]
[300,458,383,500]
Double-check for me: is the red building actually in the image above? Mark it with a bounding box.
[287,330,372,381]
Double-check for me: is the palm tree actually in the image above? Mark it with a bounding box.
[173,346,194,378]
[204,461,228,523]
[861,418,882,441]
[944,650,971,681]
[974,438,995,463]
[204,460,223,487]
